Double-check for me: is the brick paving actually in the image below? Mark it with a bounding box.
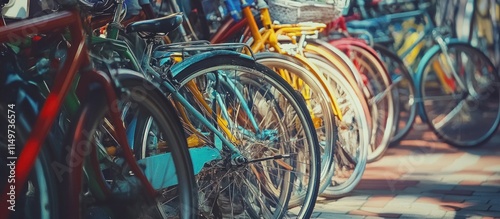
[312,120,500,218]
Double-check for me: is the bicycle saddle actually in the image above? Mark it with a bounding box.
[125,13,183,36]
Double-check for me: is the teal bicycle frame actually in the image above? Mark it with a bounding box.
[348,7,473,123]
[89,0,270,188]
[380,9,472,123]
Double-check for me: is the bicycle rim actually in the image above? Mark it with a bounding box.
[340,44,395,162]
[66,77,196,219]
[171,56,320,218]
[419,44,500,147]
[308,57,370,197]
[0,92,60,219]
[255,53,336,199]
[373,43,417,146]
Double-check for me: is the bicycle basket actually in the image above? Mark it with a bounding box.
[268,0,349,24]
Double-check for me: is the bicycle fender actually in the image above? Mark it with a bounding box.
[330,38,383,64]
[169,50,253,78]
[113,68,151,82]
[330,38,390,77]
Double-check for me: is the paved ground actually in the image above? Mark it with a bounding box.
[312,119,500,218]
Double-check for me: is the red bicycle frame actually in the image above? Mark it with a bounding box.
[210,17,250,44]
[210,13,388,87]
[0,9,156,218]
[327,16,389,82]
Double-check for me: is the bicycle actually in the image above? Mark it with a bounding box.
[435,0,499,67]
[88,0,323,217]
[196,0,373,198]
[347,0,500,147]
[340,0,429,145]
[196,0,342,204]
[328,5,418,147]
[0,3,197,219]
[328,21,396,161]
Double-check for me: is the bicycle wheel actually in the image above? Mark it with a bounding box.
[306,55,371,198]
[254,52,336,201]
[0,104,60,219]
[334,42,395,162]
[61,74,197,219]
[0,59,61,219]
[0,134,59,219]
[417,43,500,147]
[305,39,366,90]
[171,53,321,218]
[373,43,417,146]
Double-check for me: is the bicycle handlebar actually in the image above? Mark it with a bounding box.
[384,9,425,21]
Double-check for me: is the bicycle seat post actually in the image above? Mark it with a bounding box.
[105,0,126,39]
[297,33,308,55]
[142,38,156,71]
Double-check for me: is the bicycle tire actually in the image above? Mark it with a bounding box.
[0,140,59,219]
[305,39,366,90]
[373,43,417,146]
[254,52,337,200]
[332,41,395,162]
[303,40,373,133]
[0,108,60,219]
[417,42,500,147]
[0,69,61,219]
[170,53,321,218]
[60,74,197,219]
[306,55,371,198]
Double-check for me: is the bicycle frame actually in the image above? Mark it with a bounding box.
[385,9,470,92]
[92,1,269,165]
[142,46,256,152]
[209,15,367,99]
[383,10,435,60]
[209,0,344,120]
[344,6,468,93]
[0,10,157,218]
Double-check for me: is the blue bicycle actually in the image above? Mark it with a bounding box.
[347,0,500,147]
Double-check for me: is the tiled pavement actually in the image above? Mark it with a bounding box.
[312,120,500,218]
